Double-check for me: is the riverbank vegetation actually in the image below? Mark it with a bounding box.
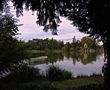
[0,65,103,90]
[22,37,103,59]
[25,36,102,52]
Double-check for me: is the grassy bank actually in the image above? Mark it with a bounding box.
[27,50,46,58]
[7,76,103,90]
[52,76,103,90]
[27,50,63,58]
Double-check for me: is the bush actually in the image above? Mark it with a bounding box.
[1,64,43,83]
[17,81,58,90]
[0,80,58,90]
[46,66,72,81]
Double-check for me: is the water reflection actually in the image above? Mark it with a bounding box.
[30,51,104,77]
[46,52,64,64]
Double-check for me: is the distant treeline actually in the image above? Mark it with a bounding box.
[21,36,103,51]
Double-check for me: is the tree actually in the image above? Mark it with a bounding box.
[0,0,110,89]
[26,38,64,50]
[72,36,76,44]
[64,42,70,51]
[72,36,76,49]
[0,14,27,77]
[80,37,98,49]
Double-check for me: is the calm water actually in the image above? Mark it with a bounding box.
[30,52,104,77]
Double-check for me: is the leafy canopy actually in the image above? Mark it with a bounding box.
[0,14,27,75]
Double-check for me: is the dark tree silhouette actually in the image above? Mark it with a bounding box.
[0,14,28,78]
[0,0,110,89]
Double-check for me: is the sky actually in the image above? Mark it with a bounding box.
[16,10,88,43]
[7,1,88,43]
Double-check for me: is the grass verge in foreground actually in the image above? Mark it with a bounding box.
[1,76,103,90]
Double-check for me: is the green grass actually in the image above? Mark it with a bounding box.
[0,76,103,90]
[27,50,45,53]
[52,76,103,89]
[51,50,63,53]
[27,50,46,58]
[28,50,62,53]
[17,76,103,90]
[27,50,63,58]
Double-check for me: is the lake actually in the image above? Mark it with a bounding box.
[29,51,104,77]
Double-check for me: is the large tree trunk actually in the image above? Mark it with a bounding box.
[103,38,110,90]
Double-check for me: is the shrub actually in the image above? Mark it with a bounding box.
[46,66,72,81]
[1,64,43,83]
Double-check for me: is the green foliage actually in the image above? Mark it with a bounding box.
[25,37,100,55]
[27,38,64,50]
[64,42,71,51]
[80,37,98,49]
[0,80,57,90]
[17,81,57,90]
[46,66,72,81]
[71,37,80,51]
[0,14,28,75]
[0,65,43,83]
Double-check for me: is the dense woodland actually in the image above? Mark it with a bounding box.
[23,36,101,51]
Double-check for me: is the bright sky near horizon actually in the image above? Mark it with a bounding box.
[16,10,88,43]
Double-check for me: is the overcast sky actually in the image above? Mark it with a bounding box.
[15,10,88,43]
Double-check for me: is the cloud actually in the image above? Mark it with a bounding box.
[16,11,88,42]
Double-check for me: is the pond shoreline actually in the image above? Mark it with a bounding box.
[28,50,104,77]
